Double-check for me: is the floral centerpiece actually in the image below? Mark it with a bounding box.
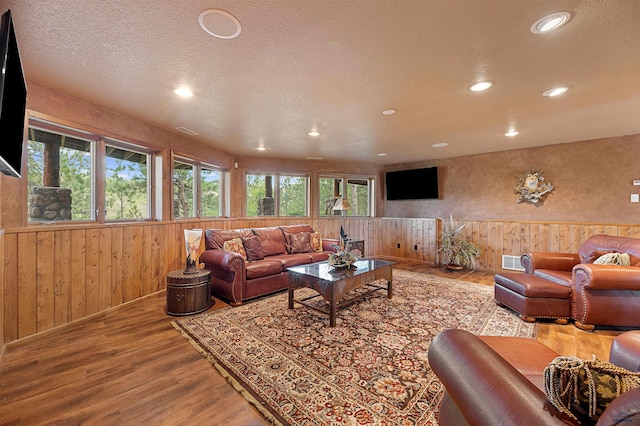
[328,238,358,269]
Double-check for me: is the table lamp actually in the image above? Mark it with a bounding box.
[183,228,203,274]
[331,197,351,247]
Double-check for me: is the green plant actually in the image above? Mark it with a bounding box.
[437,214,481,270]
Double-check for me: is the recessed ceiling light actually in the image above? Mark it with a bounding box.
[257,147,266,151]
[505,130,520,137]
[382,109,396,115]
[174,87,193,97]
[542,86,569,97]
[377,153,387,157]
[432,143,448,148]
[530,12,571,34]
[469,81,493,92]
[308,131,320,137]
[198,9,242,39]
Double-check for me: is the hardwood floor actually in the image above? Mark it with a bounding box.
[0,261,621,425]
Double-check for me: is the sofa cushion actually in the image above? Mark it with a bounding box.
[245,259,283,279]
[206,228,253,250]
[308,251,330,262]
[253,227,287,256]
[268,253,312,268]
[284,231,313,254]
[310,232,322,252]
[585,249,617,263]
[533,269,572,286]
[279,224,315,234]
[242,234,264,261]
[222,237,247,260]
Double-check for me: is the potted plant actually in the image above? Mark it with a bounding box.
[437,214,481,271]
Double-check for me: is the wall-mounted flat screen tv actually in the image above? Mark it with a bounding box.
[386,167,439,200]
[0,9,27,178]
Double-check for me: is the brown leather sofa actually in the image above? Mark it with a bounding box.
[520,234,640,330]
[428,328,640,425]
[200,224,337,306]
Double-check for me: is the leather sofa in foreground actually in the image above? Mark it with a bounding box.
[429,329,640,425]
[200,224,337,306]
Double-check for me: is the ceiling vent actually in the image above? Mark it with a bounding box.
[175,126,199,136]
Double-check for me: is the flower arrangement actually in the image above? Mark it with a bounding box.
[328,238,358,268]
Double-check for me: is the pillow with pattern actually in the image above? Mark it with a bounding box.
[593,252,631,266]
[310,232,322,252]
[222,237,247,260]
[285,231,313,254]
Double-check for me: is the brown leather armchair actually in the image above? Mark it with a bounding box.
[429,329,640,425]
[520,234,640,330]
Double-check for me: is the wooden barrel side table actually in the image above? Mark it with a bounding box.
[165,269,212,316]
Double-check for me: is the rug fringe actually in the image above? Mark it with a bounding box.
[171,321,286,426]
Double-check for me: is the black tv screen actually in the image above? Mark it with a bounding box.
[0,9,27,178]
[386,167,439,200]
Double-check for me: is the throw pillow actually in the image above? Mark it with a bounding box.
[593,252,631,266]
[585,250,617,263]
[285,231,313,254]
[222,237,247,260]
[310,232,322,252]
[241,234,264,261]
[544,356,640,423]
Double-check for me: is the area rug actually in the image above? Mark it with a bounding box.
[173,269,536,425]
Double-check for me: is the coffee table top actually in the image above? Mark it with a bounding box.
[287,259,393,282]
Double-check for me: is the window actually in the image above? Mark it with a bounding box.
[246,173,308,217]
[319,175,373,217]
[201,166,222,217]
[173,160,195,218]
[27,118,157,223]
[173,156,226,219]
[28,125,94,222]
[105,144,150,220]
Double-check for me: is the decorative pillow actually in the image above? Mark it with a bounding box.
[544,356,640,423]
[593,252,631,266]
[222,237,247,260]
[586,250,617,263]
[285,231,313,254]
[241,234,264,261]
[310,232,322,252]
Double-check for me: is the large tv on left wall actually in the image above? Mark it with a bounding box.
[0,9,27,178]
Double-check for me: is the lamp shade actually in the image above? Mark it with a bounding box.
[332,198,351,211]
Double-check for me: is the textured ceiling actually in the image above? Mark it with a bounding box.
[6,0,640,164]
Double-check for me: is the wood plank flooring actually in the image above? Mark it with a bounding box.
[0,261,621,425]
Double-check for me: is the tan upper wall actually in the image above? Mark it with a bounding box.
[383,134,640,224]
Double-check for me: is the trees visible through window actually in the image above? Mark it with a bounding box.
[246,173,308,217]
[319,176,372,217]
[105,145,150,220]
[173,160,195,218]
[27,121,156,222]
[28,127,93,221]
[173,157,225,219]
[201,167,222,217]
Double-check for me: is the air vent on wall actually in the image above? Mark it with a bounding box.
[175,126,199,136]
[502,255,525,272]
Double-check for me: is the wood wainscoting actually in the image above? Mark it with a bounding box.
[3,217,639,345]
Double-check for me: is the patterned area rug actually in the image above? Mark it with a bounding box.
[173,269,536,425]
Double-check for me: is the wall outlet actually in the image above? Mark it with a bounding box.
[414,244,418,251]
[631,194,639,203]
[633,180,640,186]
[397,243,401,249]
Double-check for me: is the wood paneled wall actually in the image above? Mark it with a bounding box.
[4,217,639,345]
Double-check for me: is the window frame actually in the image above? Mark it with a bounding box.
[319,174,375,217]
[27,117,159,225]
[172,154,227,220]
[245,171,310,217]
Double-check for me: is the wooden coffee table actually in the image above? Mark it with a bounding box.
[287,259,393,326]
